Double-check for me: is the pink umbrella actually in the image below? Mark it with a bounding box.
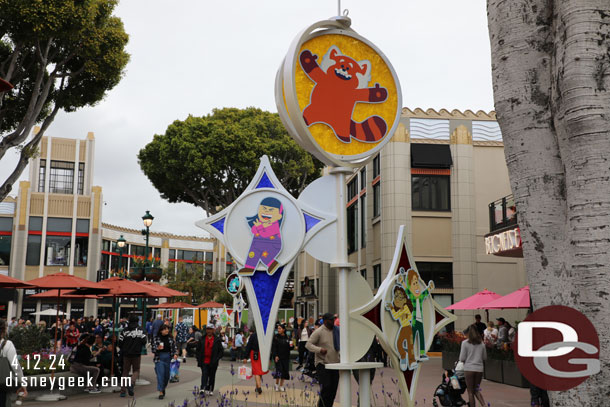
[446,289,502,310]
[482,286,530,309]
[446,289,502,322]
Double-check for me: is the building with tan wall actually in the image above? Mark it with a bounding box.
[294,108,528,330]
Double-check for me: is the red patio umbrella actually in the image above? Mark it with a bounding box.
[27,273,107,399]
[148,301,194,309]
[481,286,531,309]
[138,280,188,297]
[446,289,502,322]
[30,289,102,299]
[0,274,35,288]
[196,301,225,308]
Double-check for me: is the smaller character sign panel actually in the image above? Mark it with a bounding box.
[385,267,435,371]
[226,273,243,296]
[224,190,305,276]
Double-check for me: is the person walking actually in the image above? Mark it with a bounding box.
[232,329,244,361]
[295,320,311,370]
[118,315,147,397]
[152,324,178,400]
[306,313,340,407]
[1,319,27,407]
[242,326,268,395]
[196,325,223,396]
[174,316,189,363]
[459,325,487,407]
[271,323,292,392]
[152,314,164,337]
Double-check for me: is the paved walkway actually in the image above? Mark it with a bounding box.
[19,354,531,407]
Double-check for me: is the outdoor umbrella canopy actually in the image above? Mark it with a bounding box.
[196,301,225,308]
[27,272,107,290]
[0,274,35,288]
[446,289,502,310]
[482,285,531,309]
[138,280,188,297]
[148,301,194,309]
[31,309,66,316]
[30,289,101,299]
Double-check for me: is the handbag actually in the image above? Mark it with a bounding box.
[238,364,252,380]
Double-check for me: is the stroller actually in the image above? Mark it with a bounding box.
[432,367,467,407]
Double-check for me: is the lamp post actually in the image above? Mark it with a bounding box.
[117,235,126,275]
[142,210,154,266]
[139,211,154,357]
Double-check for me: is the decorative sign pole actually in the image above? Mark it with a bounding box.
[275,12,403,407]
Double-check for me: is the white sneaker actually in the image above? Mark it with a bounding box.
[88,388,101,394]
[279,386,286,392]
[274,384,279,392]
[207,390,214,396]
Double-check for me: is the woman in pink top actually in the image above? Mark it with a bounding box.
[239,197,284,276]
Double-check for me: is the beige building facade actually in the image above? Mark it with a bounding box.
[294,108,528,330]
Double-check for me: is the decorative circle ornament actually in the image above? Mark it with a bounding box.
[226,272,243,296]
[276,16,402,167]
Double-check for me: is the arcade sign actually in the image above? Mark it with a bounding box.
[484,227,522,257]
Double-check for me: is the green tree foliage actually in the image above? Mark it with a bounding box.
[138,107,324,215]
[0,0,129,200]
[8,324,51,355]
[163,264,232,305]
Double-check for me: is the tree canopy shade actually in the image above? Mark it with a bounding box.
[487,0,609,404]
[138,107,324,215]
[0,0,129,201]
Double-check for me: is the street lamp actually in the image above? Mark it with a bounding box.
[141,210,154,265]
[117,235,126,275]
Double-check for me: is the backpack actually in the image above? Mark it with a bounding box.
[0,339,15,390]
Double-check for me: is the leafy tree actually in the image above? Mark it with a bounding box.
[163,264,231,305]
[0,0,129,200]
[487,1,609,404]
[138,107,324,215]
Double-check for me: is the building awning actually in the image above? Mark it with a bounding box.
[411,144,453,169]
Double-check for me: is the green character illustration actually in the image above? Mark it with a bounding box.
[406,268,434,361]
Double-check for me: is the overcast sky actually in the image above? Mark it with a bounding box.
[1,0,494,236]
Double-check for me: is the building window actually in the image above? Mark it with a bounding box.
[347,201,358,254]
[45,235,71,266]
[205,252,213,262]
[347,178,358,201]
[38,160,46,192]
[47,217,72,233]
[49,161,75,194]
[412,175,450,211]
[360,268,367,280]
[360,194,366,248]
[415,262,453,289]
[373,184,380,217]
[74,236,88,266]
[373,264,381,289]
[360,167,366,190]
[76,219,89,234]
[102,239,110,252]
[77,163,85,195]
[26,235,41,266]
[373,155,380,178]
[169,249,176,260]
[29,216,43,231]
[0,217,12,266]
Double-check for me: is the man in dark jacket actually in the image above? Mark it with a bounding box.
[196,325,223,396]
[118,315,147,397]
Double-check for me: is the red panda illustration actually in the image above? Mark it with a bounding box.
[299,45,388,143]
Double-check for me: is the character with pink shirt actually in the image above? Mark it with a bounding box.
[238,197,284,276]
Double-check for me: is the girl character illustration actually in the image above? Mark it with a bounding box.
[238,197,284,276]
[407,268,434,361]
[386,278,418,371]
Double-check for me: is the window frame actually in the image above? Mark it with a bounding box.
[411,174,451,212]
